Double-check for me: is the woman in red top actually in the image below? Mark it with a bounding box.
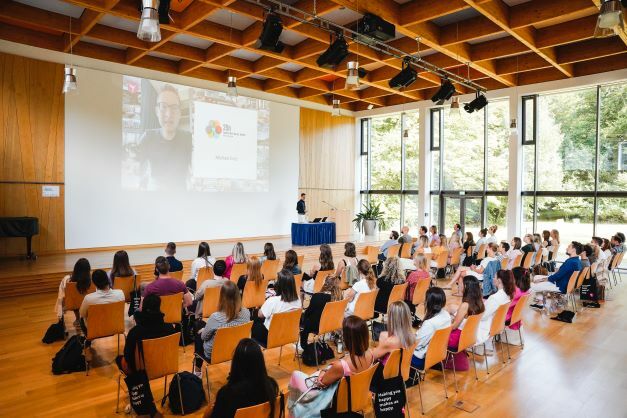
[404,254,430,314]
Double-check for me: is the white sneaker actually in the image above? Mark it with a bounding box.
[337,342,343,353]
[296,344,304,355]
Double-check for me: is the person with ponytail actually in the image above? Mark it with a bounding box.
[411,287,451,370]
[344,259,377,316]
[477,270,515,344]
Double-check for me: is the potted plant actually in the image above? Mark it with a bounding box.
[353,202,387,236]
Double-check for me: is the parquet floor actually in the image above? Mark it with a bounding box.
[1,275,626,417]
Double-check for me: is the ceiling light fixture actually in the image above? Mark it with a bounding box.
[63,17,77,94]
[332,98,341,116]
[595,0,625,37]
[449,96,460,117]
[227,76,237,98]
[137,0,161,42]
[464,91,488,113]
[256,10,285,52]
[389,57,417,90]
[367,104,374,110]
[345,61,360,90]
[431,79,456,105]
[317,32,349,69]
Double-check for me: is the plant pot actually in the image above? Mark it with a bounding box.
[363,219,378,236]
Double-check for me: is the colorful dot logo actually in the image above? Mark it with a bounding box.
[205,120,223,138]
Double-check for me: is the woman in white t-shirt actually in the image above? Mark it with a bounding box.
[344,260,377,316]
[476,270,515,344]
[189,242,216,283]
[252,269,301,346]
[411,287,451,370]
[446,243,498,296]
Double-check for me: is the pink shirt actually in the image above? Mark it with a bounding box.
[405,270,430,301]
[506,287,529,330]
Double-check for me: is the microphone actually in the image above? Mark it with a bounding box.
[322,200,337,210]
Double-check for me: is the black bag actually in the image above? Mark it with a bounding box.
[580,277,598,301]
[43,318,67,344]
[128,275,141,317]
[177,314,196,347]
[51,335,86,374]
[302,341,335,367]
[551,310,575,323]
[320,375,363,417]
[372,321,387,342]
[373,351,406,418]
[124,341,157,416]
[168,371,206,415]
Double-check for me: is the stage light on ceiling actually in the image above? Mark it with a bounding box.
[431,79,456,105]
[256,11,285,53]
[317,33,349,69]
[389,57,417,90]
[464,91,488,113]
[449,96,460,117]
[138,0,161,42]
[367,104,374,110]
[332,99,341,116]
[226,76,237,98]
[594,0,624,37]
[345,61,360,90]
[62,65,77,94]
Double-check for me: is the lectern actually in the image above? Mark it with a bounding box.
[328,208,352,236]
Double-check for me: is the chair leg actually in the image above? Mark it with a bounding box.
[519,328,524,350]
[314,336,320,370]
[449,352,458,393]
[295,343,302,371]
[441,362,448,399]
[497,336,505,364]
[116,374,121,413]
[278,345,283,366]
[180,322,186,353]
[176,373,185,415]
[471,347,478,381]
[504,330,511,360]
[417,374,425,415]
[483,343,489,375]
[117,334,120,357]
[163,375,168,406]
[402,380,411,418]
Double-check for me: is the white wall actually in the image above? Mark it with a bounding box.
[65,67,300,249]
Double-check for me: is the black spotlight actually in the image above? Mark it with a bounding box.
[256,11,285,53]
[389,57,417,90]
[317,33,349,69]
[464,91,488,113]
[430,79,456,105]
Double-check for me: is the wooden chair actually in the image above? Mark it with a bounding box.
[506,293,531,354]
[116,332,181,414]
[475,244,487,262]
[311,299,349,368]
[387,244,401,258]
[234,394,285,418]
[364,246,379,264]
[549,245,560,262]
[293,273,303,297]
[261,309,302,369]
[447,313,483,389]
[382,342,419,381]
[500,257,509,270]
[449,247,464,273]
[113,275,140,302]
[476,303,510,375]
[241,279,269,310]
[84,301,125,375]
[352,289,378,321]
[412,278,430,312]
[64,282,96,313]
[297,255,305,270]
[565,270,581,312]
[333,364,378,415]
[169,270,184,280]
[201,286,222,319]
[466,245,475,258]
[197,266,215,289]
[511,253,523,268]
[384,283,408,314]
[261,259,281,281]
[312,269,334,293]
[411,326,452,414]
[575,266,591,290]
[160,292,185,350]
[522,252,535,270]
[430,250,449,278]
[230,263,248,282]
[400,243,412,259]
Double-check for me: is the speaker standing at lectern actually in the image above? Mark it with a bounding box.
[297,193,307,223]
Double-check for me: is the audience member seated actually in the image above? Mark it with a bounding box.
[117,294,175,374]
[374,257,406,314]
[507,267,531,328]
[108,250,136,287]
[252,270,301,346]
[188,242,216,289]
[474,228,489,256]
[225,242,247,279]
[520,234,534,265]
[336,242,359,286]
[411,288,451,370]
[413,235,431,255]
[404,254,430,314]
[581,244,593,267]
[237,256,265,295]
[429,225,441,247]
[447,243,498,296]
[506,237,523,270]
[194,281,250,376]
[542,230,552,248]
[142,256,192,310]
[379,230,400,261]
[303,244,334,294]
[79,269,125,335]
[283,249,302,275]
[448,233,462,255]
[204,338,279,418]
[55,258,92,324]
[288,316,374,417]
[194,260,229,317]
[461,231,476,266]
[164,242,183,272]
[452,223,462,239]
[400,226,412,244]
[476,270,515,345]
[530,242,583,307]
[344,260,377,317]
[439,234,448,248]
[532,234,543,254]
[487,225,499,244]
[446,276,484,351]
[259,242,277,263]
[300,275,341,350]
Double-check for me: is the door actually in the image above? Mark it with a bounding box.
[440,195,484,239]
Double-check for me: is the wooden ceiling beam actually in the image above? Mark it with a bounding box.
[509,0,597,29]
[556,37,627,65]
[535,15,597,49]
[400,0,469,26]
[574,52,627,76]
[439,16,503,46]
[0,22,65,51]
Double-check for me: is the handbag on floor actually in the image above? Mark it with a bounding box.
[51,335,86,374]
[43,318,67,344]
[124,341,157,416]
[168,371,206,415]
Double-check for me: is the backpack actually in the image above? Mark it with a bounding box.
[43,319,67,344]
[302,341,335,367]
[176,314,197,347]
[168,371,206,415]
[52,335,86,374]
[344,263,359,287]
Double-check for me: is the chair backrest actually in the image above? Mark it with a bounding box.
[234,394,284,418]
[400,243,412,259]
[522,252,535,269]
[335,364,378,414]
[488,303,510,338]
[466,245,475,257]
[313,269,334,293]
[202,286,222,319]
[424,326,452,370]
[318,299,349,335]
[457,313,483,353]
[512,253,523,268]
[387,244,401,258]
[566,270,580,294]
[160,292,183,324]
[267,309,302,350]
[434,250,448,268]
[86,301,125,340]
[64,281,96,311]
[364,246,378,264]
[382,342,418,381]
[549,245,560,261]
[475,244,487,260]
[352,289,378,321]
[211,321,253,365]
[450,247,463,266]
[293,273,303,295]
[230,263,248,282]
[508,293,530,328]
[500,257,509,270]
[169,270,183,280]
[576,266,590,289]
[412,278,430,306]
[589,262,599,278]
[113,275,140,302]
[197,267,215,288]
[260,259,281,281]
[387,283,408,310]
[242,279,269,310]
[136,332,180,381]
[297,255,305,269]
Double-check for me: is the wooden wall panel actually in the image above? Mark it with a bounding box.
[299,108,356,225]
[0,52,65,256]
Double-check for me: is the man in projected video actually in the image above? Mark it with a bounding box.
[137,84,192,190]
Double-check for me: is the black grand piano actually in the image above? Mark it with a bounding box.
[0,217,39,259]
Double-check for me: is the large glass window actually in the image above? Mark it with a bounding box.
[370,115,401,190]
[598,83,627,191]
[487,100,510,191]
[404,112,420,190]
[442,110,484,190]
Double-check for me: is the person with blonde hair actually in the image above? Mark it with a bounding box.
[487,225,499,244]
[413,235,431,255]
[374,257,406,314]
[236,256,264,295]
[225,242,247,279]
[373,301,416,362]
[404,254,430,312]
[345,259,377,316]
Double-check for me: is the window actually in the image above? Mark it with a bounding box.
[370,115,401,190]
[598,83,627,191]
[442,107,484,191]
[404,112,420,190]
[487,100,510,192]
[522,95,536,145]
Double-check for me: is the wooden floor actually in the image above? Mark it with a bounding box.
[1,275,626,417]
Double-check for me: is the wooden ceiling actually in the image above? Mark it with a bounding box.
[0,0,626,111]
